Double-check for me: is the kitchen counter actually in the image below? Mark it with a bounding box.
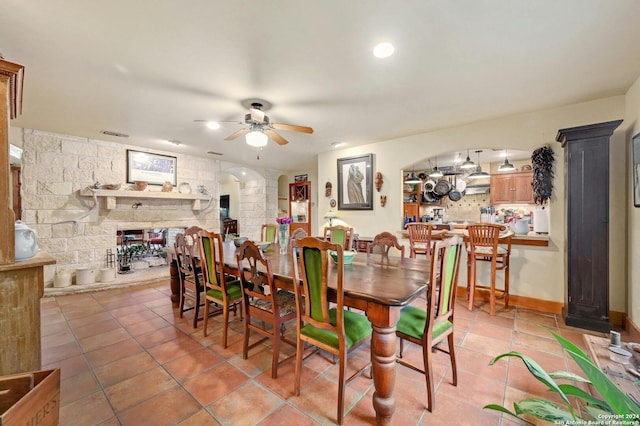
[398,224,549,247]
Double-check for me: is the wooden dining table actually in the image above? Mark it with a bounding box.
[221,241,429,425]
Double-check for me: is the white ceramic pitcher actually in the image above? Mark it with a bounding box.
[15,220,39,261]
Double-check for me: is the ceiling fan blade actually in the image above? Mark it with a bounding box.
[264,129,289,145]
[272,123,314,134]
[250,108,265,123]
[224,128,249,141]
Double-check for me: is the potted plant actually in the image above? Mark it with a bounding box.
[484,330,639,424]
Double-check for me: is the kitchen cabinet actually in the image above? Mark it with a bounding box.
[403,202,419,221]
[289,181,311,236]
[490,171,534,204]
[557,120,622,333]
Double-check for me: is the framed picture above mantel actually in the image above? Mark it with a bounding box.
[127,150,177,186]
[337,153,373,210]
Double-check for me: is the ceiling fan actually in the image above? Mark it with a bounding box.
[221,102,313,147]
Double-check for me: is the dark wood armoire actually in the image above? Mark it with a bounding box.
[556,119,622,332]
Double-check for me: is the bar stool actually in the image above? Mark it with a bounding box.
[466,224,511,315]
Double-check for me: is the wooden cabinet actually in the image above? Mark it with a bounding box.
[0,58,56,376]
[490,171,534,204]
[556,120,622,332]
[289,181,311,236]
[403,202,419,221]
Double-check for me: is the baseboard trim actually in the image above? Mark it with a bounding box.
[455,286,627,328]
[455,286,563,315]
[626,317,640,341]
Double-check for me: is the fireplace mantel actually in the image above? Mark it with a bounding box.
[80,188,212,210]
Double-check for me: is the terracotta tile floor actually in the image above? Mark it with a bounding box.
[40,280,620,425]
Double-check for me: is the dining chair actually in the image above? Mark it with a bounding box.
[323,225,354,251]
[198,230,243,347]
[367,231,405,263]
[236,240,297,378]
[289,227,307,242]
[396,236,463,412]
[291,237,372,425]
[261,223,279,244]
[174,232,205,329]
[406,222,437,259]
[466,223,511,315]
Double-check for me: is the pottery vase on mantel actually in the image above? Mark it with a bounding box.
[162,181,173,192]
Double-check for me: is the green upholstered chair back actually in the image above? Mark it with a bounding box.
[324,225,353,251]
[427,236,463,334]
[293,237,344,338]
[197,230,224,291]
[261,223,279,244]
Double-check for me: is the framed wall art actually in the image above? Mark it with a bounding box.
[127,150,177,186]
[337,153,373,210]
[294,174,308,182]
[634,133,640,207]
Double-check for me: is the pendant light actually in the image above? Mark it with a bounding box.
[498,149,516,171]
[404,162,421,184]
[468,150,490,180]
[429,157,443,178]
[460,149,476,169]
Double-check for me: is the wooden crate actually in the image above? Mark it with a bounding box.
[0,369,60,426]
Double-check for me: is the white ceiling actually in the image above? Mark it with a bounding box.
[2,1,640,171]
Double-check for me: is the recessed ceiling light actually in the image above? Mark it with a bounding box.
[373,42,394,59]
[331,142,345,148]
[206,121,220,130]
[168,140,181,146]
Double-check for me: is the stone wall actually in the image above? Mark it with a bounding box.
[237,169,280,240]
[19,129,221,285]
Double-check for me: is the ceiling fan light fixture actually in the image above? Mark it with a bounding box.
[246,130,268,147]
[206,121,220,130]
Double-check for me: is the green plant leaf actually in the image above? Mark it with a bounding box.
[483,404,536,426]
[549,330,640,415]
[489,351,575,416]
[556,383,610,411]
[583,404,616,420]
[514,399,578,423]
[549,370,590,383]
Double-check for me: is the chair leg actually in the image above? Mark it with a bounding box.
[468,257,476,312]
[294,337,303,396]
[504,258,510,308]
[490,258,497,316]
[242,311,250,360]
[337,350,346,425]
[272,329,280,379]
[448,333,457,387]
[222,304,230,348]
[192,288,200,329]
[202,297,209,337]
[423,342,435,412]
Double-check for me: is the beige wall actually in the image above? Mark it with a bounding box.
[625,75,640,327]
[318,96,628,308]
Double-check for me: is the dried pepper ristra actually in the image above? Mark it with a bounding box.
[531,145,555,205]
